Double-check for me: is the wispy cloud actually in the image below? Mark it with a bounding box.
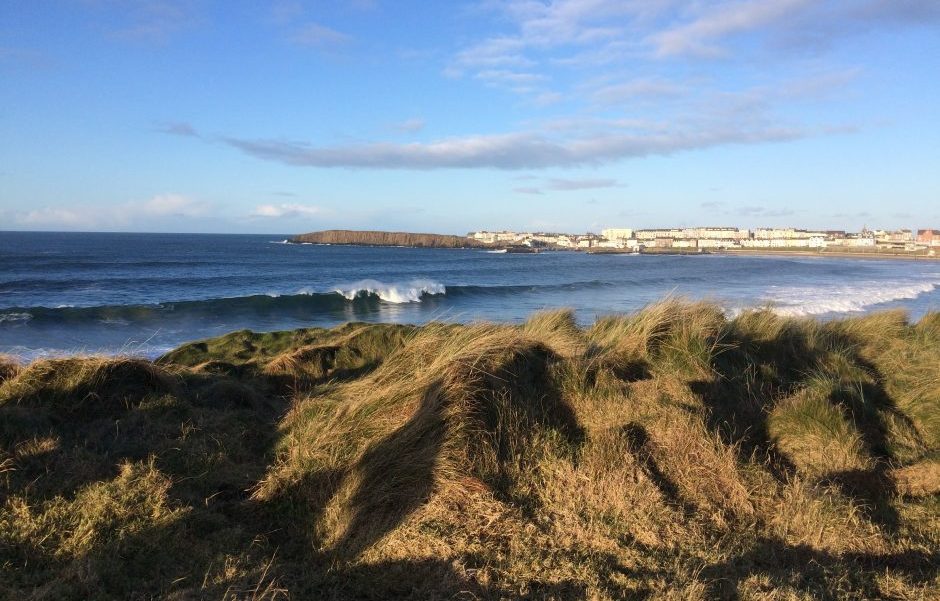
[391,118,426,134]
[268,0,305,25]
[154,1,934,181]
[700,200,726,209]
[649,0,815,58]
[154,121,199,137]
[138,193,209,217]
[6,194,210,229]
[222,118,807,170]
[13,207,94,228]
[547,177,620,190]
[250,203,324,218]
[697,201,796,219]
[513,176,621,194]
[736,205,796,218]
[99,0,204,44]
[589,77,685,105]
[288,22,352,48]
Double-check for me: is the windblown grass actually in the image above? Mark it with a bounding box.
[1,301,938,599]
[0,355,20,385]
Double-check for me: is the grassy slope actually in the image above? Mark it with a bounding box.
[1,301,938,600]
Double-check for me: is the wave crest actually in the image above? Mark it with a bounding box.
[331,279,446,303]
[0,312,33,324]
[765,281,938,316]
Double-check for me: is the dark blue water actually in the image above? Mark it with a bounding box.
[2,232,939,360]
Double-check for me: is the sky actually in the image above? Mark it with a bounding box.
[1,1,939,235]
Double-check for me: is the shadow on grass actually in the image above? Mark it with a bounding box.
[698,537,939,601]
[689,323,913,531]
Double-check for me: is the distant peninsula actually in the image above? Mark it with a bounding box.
[291,230,483,248]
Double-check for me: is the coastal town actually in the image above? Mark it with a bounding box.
[468,227,940,256]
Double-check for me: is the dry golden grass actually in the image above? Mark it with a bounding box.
[0,354,20,385]
[1,301,938,599]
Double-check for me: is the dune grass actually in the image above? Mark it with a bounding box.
[1,301,938,599]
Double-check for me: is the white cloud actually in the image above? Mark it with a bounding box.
[15,207,95,228]
[166,1,934,177]
[136,193,209,217]
[224,118,807,170]
[589,77,685,105]
[6,194,210,229]
[649,0,815,57]
[250,203,324,218]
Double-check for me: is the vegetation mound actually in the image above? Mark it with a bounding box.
[1,303,938,599]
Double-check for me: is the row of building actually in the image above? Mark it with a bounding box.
[468,228,940,253]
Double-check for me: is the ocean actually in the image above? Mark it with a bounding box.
[2,231,939,360]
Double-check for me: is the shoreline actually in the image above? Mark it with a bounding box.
[715,248,939,261]
[288,242,939,261]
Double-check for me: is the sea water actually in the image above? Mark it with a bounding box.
[2,231,938,360]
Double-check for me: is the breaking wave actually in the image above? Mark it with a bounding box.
[0,279,449,327]
[763,281,939,316]
[3,277,937,330]
[329,279,446,303]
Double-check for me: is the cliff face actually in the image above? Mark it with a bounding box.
[291,230,483,248]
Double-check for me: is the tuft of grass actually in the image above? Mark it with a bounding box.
[769,383,870,478]
[0,354,20,385]
[1,357,176,417]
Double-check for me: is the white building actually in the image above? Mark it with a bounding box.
[635,229,685,240]
[601,228,634,241]
[697,239,740,249]
[685,227,749,240]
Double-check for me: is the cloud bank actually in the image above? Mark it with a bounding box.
[223,122,805,170]
[4,194,210,229]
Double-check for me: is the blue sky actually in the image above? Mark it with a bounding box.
[1,1,939,234]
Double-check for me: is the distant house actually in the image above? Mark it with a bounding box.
[697,238,739,249]
[688,227,749,240]
[916,229,940,246]
[601,228,633,241]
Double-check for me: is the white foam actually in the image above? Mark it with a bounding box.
[98,318,131,326]
[331,279,446,303]
[761,280,938,316]
[0,312,32,324]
